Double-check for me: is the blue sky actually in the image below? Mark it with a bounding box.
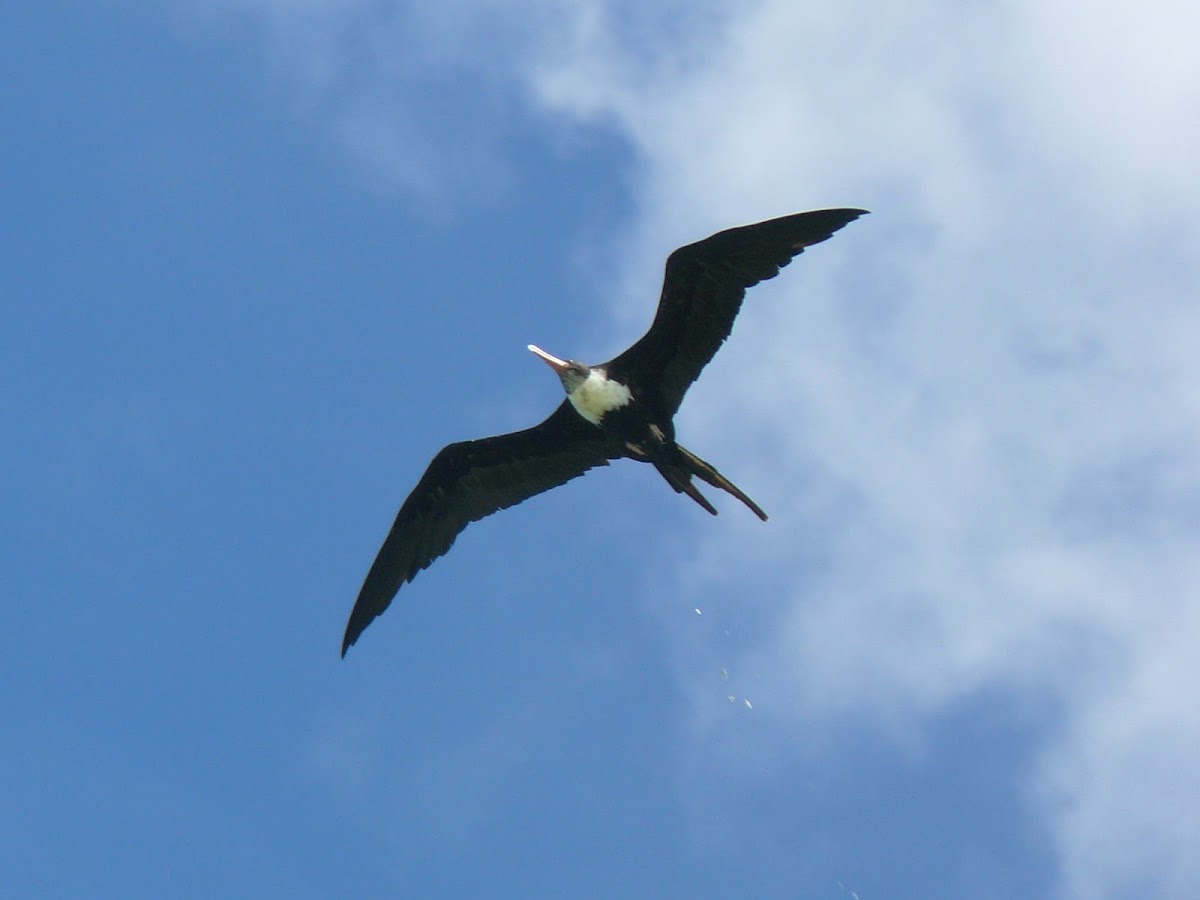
[4,2,1199,898]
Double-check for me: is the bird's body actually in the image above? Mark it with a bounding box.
[527,345,766,520]
[342,208,867,655]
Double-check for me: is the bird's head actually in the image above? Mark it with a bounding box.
[528,345,592,394]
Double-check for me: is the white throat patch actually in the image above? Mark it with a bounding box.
[568,369,632,424]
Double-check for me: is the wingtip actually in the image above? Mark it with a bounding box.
[792,208,869,251]
[823,207,870,226]
[835,207,870,223]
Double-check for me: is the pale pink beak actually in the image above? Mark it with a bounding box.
[527,344,570,375]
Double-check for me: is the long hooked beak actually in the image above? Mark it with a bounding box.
[527,344,570,375]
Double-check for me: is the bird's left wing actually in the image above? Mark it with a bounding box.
[342,401,610,655]
[607,208,867,416]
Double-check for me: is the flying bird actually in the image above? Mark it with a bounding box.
[342,208,867,655]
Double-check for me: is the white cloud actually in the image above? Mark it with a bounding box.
[1038,593,1200,899]
[176,1,1200,895]
[529,2,1200,897]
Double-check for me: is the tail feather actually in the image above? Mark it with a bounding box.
[678,475,719,516]
[676,445,769,521]
[654,460,719,515]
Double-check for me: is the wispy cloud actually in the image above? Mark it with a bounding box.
[174,0,543,202]
[177,1,1200,895]
[176,0,709,205]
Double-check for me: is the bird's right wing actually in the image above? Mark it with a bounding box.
[342,401,610,655]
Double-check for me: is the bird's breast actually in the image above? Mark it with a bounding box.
[568,371,633,425]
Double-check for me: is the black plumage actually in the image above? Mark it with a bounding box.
[342,208,867,655]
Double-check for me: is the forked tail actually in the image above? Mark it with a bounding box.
[655,445,769,521]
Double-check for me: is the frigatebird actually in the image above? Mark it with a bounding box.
[342,208,867,655]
